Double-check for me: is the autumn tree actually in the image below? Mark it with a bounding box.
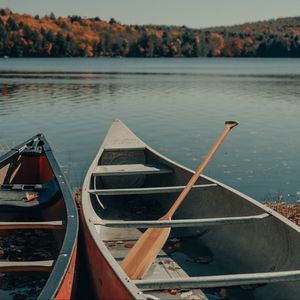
[1,10,300,57]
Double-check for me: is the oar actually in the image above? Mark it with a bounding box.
[120,121,239,280]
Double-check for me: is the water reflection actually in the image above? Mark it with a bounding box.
[0,58,300,202]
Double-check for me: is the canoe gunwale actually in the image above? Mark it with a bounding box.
[37,136,78,300]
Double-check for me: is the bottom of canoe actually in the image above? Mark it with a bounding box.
[0,228,78,300]
[81,211,261,300]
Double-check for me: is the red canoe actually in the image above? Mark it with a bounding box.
[81,119,300,300]
[0,134,78,300]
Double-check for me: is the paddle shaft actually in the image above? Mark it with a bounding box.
[166,121,238,219]
[121,121,238,279]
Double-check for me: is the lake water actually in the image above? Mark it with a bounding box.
[0,57,300,202]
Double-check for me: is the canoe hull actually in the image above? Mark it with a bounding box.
[54,242,78,300]
[80,209,134,300]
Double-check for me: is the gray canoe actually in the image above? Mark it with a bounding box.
[81,119,300,300]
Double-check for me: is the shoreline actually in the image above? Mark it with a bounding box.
[265,202,300,226]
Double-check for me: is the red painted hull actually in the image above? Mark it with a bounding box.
[54,242,78,300]
[80,209,134,300]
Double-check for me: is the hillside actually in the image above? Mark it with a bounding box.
[0,8,300,57]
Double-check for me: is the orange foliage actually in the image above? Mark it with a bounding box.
[243,26,253,35]
[1,12,113,46]
[244,37,254,45]
[224,37,243,57]
[45,42,53,56]
[1,11,300,57]
[210,33,224,56]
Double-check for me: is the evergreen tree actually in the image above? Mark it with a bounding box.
[23,25,34,40]
[0,22,8,56]
[50,12,56,20]
[11,33,23,57]
[46,30,55,43]
[109,18,117,25]
[53,31,67,56]
[6,17,18,31]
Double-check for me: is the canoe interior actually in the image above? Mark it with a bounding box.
[0,154,53,185]
[0,143,68,299]
[89,146,300,300]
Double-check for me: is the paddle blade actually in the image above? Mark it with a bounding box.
[120,226,171,279]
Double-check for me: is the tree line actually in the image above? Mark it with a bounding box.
[0,8,300,57]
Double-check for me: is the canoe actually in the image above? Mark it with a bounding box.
[0,134,78,300]
[81,119,300,300]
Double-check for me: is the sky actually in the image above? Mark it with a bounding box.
[1,0,300,29]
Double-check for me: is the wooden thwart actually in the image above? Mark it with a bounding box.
[0,220,66,230]
[104,147,146,151]
[93,163,172,176]
[0,184,43,190]
[89,183,217,195]
[95,213,269,228]
[0,260,54,272]
[133,270,300,290]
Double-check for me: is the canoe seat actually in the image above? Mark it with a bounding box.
[89,183,218,195]
[0,179,60,209]
[93,163,173,176]
[0,220,66,230]
[94,213,270,228]
[0,260,54,272]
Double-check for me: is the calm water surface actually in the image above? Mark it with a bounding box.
[0,58,300,201]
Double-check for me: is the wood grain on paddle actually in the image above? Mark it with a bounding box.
[121,121,239,279]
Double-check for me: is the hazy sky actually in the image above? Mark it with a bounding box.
[1,0,300,28]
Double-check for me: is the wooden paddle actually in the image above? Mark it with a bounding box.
[120,121,239,279]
